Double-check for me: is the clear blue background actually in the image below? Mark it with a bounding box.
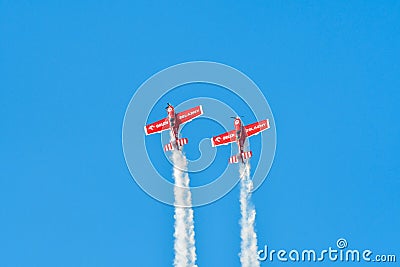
[1,1,399,266]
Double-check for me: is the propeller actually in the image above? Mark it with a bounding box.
[165,103,172,109]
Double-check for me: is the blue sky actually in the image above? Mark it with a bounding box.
[1,1,399,266]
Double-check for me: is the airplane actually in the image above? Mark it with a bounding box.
[144,103,203,151]
[211,117,270,164]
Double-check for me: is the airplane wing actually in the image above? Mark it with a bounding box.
[211,130,236,147]
[176,105,203,125]
[244,119,270,137]
[144,117,170,135]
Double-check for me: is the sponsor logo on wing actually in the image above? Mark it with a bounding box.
[223,133,235,141]
[154,120,169,129]
[178,109,200,120]
[245,122,267,133]
[215,137,222,143]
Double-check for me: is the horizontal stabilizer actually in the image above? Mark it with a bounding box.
[164,143,174,151]
[164,138,188,152]
[177,138,188,146]
[229,155,239,164]
[241,151,253,160]
[229,151,252,164]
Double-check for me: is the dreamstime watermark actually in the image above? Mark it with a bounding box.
[258,238,397,263]
[122,61,276,207]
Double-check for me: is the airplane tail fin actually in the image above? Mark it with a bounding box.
[164,138,188,151]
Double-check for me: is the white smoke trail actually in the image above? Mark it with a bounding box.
[239,161,260,267]
[171,134,197,267]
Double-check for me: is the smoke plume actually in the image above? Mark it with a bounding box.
[171,134,197,267]
[239,161,260,267]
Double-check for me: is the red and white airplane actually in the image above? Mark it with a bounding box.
[211,117,270,164]
[144,103,203,151]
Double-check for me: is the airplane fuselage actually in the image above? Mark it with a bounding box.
[234,118,248,163]
[167,105,181,149]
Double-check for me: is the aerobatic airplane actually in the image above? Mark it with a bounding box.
[211,117,270,164]
[144,103,203,151]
